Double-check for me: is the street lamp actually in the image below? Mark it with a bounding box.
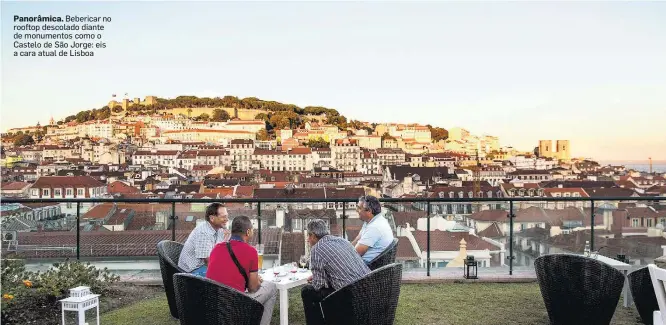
[464,256,478,279]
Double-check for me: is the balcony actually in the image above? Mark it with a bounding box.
[1,196,664,324]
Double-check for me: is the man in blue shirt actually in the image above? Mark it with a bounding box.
[351,195,394,264]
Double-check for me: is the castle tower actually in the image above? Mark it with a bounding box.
[538,140,553,158]
[556,140,570,161]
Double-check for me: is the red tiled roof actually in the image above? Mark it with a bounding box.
[477,223,503,238]
[396,239,418,260]
[32,176,103,188]
[1,182,31,191]
[108,181,140,194]
[83,204,114,219]
[413,231,496,251]
[392,211,425,227]
[543,188,589,198]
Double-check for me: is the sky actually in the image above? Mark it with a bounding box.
[2,1,665,161]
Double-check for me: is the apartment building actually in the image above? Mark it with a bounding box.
[331,138,360,172]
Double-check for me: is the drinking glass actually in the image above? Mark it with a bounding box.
[289,262,298,280]
[256,244,264,272]
[299,255,308,269]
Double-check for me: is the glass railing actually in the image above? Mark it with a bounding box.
[2,196,664,277]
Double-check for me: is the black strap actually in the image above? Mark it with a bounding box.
[226,242,249,290]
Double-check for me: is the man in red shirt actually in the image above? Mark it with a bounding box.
[206,216,276,325]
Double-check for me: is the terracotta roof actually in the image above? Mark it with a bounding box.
[392,211,426,227]
[396,239,418,260]
[32,176,103,188]
[468,210,508,222]
[586,188,637,198]
[83,204,114,219]
[1,182,31,191]
[108,181,140,194]
[413,230,496,251]
[543,188,589,198]
[477,223,503,238]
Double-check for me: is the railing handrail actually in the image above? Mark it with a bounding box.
[2,196,663,204]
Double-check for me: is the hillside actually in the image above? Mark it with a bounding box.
[53,95,447,140]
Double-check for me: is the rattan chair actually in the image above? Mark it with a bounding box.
[368,239,399,271]
[157,240,185,318]
[535,254,625,325]
[173,273,264,325]
[320,263,402,325]
[630,267,659,325]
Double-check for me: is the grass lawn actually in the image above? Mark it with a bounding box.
[101,283,643,325]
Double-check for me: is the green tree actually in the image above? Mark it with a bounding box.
[256,129,270,141]
[13,134,34,146]
[212,109,231,121]
[255,113,269,121]
[381,132,395,141]
[430,127,449,142]
[198,113,210,121]
[305,137,330,148]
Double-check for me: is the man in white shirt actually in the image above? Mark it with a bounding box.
[351,195,394,264]
[178,202,230,276]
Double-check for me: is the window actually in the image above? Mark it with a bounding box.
[54,189,61,197]
[77,188,84,196]
[632,218,640,228]
[67,202,73,209]
[42,189,50,197]
[31,189,39,197]
[647,219,654,228]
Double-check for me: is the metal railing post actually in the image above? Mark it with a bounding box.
[426,200,431,277]
[171,202,176,241]
[508,200,515,276]
[342,201,346,239]
[76,202,80,260]
[257,202,262,245]
[590,199,595,252]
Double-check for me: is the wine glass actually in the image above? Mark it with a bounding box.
[273,266,282,278]
[299,255,308,269]
[289,262,298,280]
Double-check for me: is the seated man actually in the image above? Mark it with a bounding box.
[177,202,230,276]
[207,216,277,325]
[351,195,394,264]
[301,219,370,325]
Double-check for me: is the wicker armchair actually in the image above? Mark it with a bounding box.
[368,239,399,271]
[629,267,659,325]
[535,254,625,325]
[173,273,264,325]
[321,263,402,325]
[157,240,185,318]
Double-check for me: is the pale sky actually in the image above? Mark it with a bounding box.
[2,1,665,160]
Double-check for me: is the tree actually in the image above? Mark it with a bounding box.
[187,108,193,118]
[198,113,210,121]
[255,113,269,121]
[256,129,270,141]
[305,137,330,148]
[13,134,34,146]
[427,125,448,142]
[269,114,291,129]
[212,109,230,121]
[381,132,395,141]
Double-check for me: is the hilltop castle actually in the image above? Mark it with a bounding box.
[108,96,158,110]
